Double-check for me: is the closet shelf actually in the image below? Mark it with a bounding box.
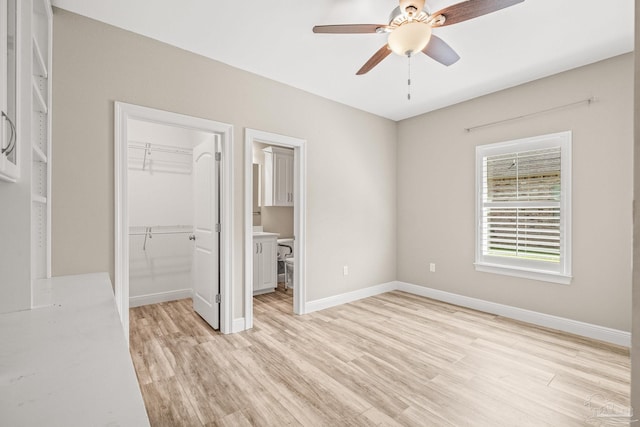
[32,79,47,113]
[32,144,47,163]
[32,195,47,204]
[128,141,193,156]
[129,225,193,235]
[32,36,48,78]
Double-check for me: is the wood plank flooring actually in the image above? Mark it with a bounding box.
[129,289,630,426]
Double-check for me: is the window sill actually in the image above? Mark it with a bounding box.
[474,262,572,285]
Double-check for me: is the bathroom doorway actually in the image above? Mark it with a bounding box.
[244,129,307,329]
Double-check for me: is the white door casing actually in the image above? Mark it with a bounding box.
[244,128,306,330]
[192,138,220,329]
[114,102,233,343]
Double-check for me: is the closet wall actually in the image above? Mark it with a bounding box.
[127,119,212,307]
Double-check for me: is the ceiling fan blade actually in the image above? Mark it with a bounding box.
[313,24,386,34]
[432,0,524,27]
[356,44,392,75]
[422,35,460,66]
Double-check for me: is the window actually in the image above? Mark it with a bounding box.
[475,131,571,284]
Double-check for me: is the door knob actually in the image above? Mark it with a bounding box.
[189,234,196,241]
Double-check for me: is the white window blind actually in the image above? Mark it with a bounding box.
[475,132,571,284]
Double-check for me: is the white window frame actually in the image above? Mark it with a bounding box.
[475,131,572,284]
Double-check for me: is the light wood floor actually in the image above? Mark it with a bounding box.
[130,289,630,426]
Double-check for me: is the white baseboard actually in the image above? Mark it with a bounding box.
[129,289,192,308]
[304,280,630,347]
[305,281,397,313]
[394,281,630,347]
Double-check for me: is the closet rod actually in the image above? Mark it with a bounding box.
[129,231,193,236]
[129,224,192,230]
[129,226,194,250]
[128,141,193,155]
[464,97,595,133]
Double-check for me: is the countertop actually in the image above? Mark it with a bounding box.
[253,231,280,237]
[0,273,150,426]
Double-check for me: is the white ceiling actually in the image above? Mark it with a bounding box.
[51,0,634,121]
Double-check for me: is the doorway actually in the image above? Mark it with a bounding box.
[115,102,234,342]
[244,128,306,329]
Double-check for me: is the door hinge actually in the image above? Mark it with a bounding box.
[215,294,221,304]
[215,223,221,233]
[215,152,221,161]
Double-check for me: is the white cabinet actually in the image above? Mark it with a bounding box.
[262,146,293,207]
[0,0,18,182]
[253,234,277,294]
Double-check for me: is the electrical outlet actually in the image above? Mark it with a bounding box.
[429,263,436,273]
[343,266,349,276]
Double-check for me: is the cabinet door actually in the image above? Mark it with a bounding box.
[0,0,18,182]
[274,151,293,207]
[252,241,262,291]
[274,153,290,206]
[284,153,294,206]
[262,147,294,207]
[260,238,277,289]
[253,237,277,293]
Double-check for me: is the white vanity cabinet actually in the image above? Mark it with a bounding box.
[262,146,293,207]
[253,233,278,294]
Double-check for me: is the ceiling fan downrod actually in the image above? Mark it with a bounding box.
[407,53,412,101]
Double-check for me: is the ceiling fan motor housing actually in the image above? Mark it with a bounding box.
[399,0,426,17]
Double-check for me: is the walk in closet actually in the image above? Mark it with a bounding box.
[127,119,218,310]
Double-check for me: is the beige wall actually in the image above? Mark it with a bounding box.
[51,9,397,317]
[397,54,633,331]
[261,207,294,239]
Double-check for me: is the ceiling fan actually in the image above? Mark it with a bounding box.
[313,0,524,75]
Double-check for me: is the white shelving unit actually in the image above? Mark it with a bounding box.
[31,0,52,282]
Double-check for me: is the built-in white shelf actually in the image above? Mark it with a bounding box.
[32,195,47,204]
[32,144,47,163]
[30,0,53,284]
[31,78,47,114]
[32,36,47,78]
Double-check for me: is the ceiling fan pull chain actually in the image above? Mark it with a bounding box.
[407,53,412,101]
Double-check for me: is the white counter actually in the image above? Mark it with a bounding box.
[253,231,280,237]
[0,273,150,426]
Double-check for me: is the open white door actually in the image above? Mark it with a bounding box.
[192,137,220,329]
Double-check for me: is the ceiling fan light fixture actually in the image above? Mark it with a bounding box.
[388,21,432,56]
